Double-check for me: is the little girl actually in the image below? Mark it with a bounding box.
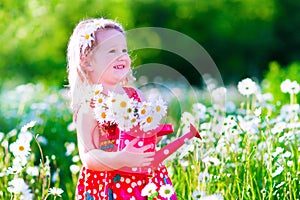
[66,18,178,200]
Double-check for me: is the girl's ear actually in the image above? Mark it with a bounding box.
[80,56,93,72]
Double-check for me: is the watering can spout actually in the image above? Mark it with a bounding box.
[153,123,201,167]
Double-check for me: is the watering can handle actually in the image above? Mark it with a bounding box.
[157,124,174,137]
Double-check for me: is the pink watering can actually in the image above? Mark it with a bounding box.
[115,123,201,175]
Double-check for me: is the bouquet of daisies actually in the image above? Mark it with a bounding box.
[92,84,167,132]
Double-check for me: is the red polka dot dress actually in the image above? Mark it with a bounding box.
[75,87,177,200]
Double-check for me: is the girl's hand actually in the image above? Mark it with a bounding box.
[119,138,155,168]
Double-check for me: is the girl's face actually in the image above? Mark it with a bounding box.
[87,29,131,86]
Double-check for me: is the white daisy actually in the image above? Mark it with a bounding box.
[280,104,300,121]
[6,158,24,174]
[9,139,31,157]
[79,25,96,54]
[48,187,64,197]
[70,164,81,174]
[140,114,161,132]
[110,93,131,114]
[141,182,157,197]
[137,101,152,119]
[272,166,284,177]
[26,166,39,176]
[65,142,75,156]
[202,156,221,166]
[7,178,32,195]
[150,96,167,118]
[93,84,103,97]
[192,190,206,199]
[181,112,196,127]
[281,79,300,94]
[192,103,207,120]
[158,184,174,198]
[237,78,257,96]
[21,121,36,132]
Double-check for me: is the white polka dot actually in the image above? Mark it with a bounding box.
[138,141,144,146]
[94,174,97,178]
[126,178,131,184]
[113,193,117,199]
[125,140,130,145]
[93,189,97,194]
[162,168,166,173]
[87,189,91,194]
[116,183,121,188]
[137,180,142,186]
[100,173,104,176]
[120,177,125,182]
[132,176,135,180]
[164,149,169,155]
[116,139,119,144]
[78,195,82,199]
[127,188,133,193]
[148,168,152,174]
[131,182,137,188]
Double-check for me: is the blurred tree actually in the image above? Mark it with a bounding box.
[0,0,299,88]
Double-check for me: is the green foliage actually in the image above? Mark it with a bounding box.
[262,61,300,105]
[0,83,77,199]
[1,0,300,87]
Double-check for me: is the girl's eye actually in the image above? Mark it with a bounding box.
[122,49,128,53]
[109,49,116,53]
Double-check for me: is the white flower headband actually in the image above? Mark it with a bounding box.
[78,19,124,55]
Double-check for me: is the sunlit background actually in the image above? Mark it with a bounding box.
[0,1,299,199]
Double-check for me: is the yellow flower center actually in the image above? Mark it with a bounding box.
[19,145,25,151]
[101,112,106,119]
[141,109,146,115]
[120,101,127,108]
[84,34,90,40]
[156,105,161,112]
[146,116,153,123]
[98,98,103,103]
[95,90,100,95]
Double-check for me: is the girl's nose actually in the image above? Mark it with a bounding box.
[117,53,129,61]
